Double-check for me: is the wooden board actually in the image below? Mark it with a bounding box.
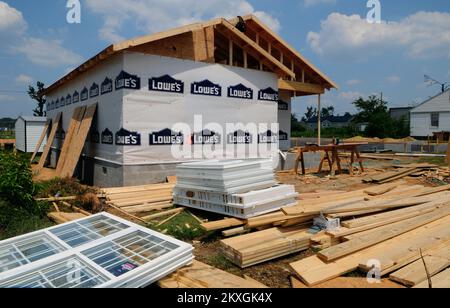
[291,276,404,289]
[60,103,97,178]
[389,244,450,287]
[413,268,450,288]
[55,106,86,175]
[30,119,50,163]
[36,112,62,173]
[48,212,87,224]
[158,260,267,288]
[201,218,245,231]
[290,215,450,286]
[318,206,450,261]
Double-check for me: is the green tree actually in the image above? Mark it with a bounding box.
[301,106,317,122]
[291,114,306,134]
[320,106,335,119]
[352,95,394,138]
[27,81,46,117]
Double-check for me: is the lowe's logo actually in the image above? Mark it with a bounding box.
[192,130,221,145]
[80,87,89,101]
[258,130,278,144]
[227,130,253,144]
[60,96,66,107]
[191,80,221,97]
[258,87,279,102]
[149,128,184,145]
[90,83,99,98]
[279,130,288,141]
[115,71,141,90]
[101,128,114,144]
[66,94,72,105]
[72,91,80,103]
[101,77,113,95]
[149,75,184,94]
[116,128,141,146]
[228,84,253,100]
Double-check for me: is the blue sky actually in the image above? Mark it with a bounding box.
[1,0,449,118]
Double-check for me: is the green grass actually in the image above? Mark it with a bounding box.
[149,211,207,241]
[0,199,54,240]
[205,254,235,271]
[0,131,14,139]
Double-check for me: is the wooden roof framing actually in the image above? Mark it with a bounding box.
[42,15,336,97]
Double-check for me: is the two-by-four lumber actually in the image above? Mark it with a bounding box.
[36,112,62,173]
[142,207,184,221]
[201,218,245,231]
[290,215,450,286]
[60,103,98,178]
[56,106,86,175]
[30,118,51,163]
[363,182,400,196]
[318,205,450,261]
[389,243,450,287]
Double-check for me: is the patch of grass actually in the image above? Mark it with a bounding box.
[417,156,447,166]
[205,254,235,271]
[0,199,54,240]
[34,177,97,198]
[149,211,206,241]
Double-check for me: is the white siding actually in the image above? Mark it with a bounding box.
[410,112,450,137]
[26,121,47,153]
[15,118,25,152]
[412,90,450,113]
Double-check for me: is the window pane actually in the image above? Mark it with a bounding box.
[0,234,65,274]
[50,216,129,247]
[0,257,109,288]
[82,231,179,277]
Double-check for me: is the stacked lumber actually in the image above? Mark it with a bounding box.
[101,183,175,222]
[220,226,313,268]
[288,190,450,287]
[363,163,438,183]
[48,212,88,224]
[158,260,267,288]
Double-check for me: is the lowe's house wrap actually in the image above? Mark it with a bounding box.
[42,15,336,187]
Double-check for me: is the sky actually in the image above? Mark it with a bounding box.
[0,0,449,119]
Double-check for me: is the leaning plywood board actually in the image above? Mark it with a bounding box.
[389,244,450,287]
[158,260,267,288]
[30,119,51,163]
[290,215,450,286]
[414,268,450,288]
[36,112,62,173]
[55,106,86,175]
[60,103,97,178]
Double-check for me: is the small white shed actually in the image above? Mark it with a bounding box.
[15,116,47,153]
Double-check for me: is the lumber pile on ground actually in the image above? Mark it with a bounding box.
[101,183,175,222]
[48,212,88,224]
[362,163,447,184]
[287,185,450,287]
[220,226,313,268]
[158,260,267,288]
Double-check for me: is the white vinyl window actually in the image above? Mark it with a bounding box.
[0,213,192,288]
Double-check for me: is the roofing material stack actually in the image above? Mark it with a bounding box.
[173,159,298,219]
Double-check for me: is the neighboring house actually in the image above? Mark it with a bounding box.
[306,114,353,130]
[15,116,47,153]
[389,107,412,122]
[410,90,450,138]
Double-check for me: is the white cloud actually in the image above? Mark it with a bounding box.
[14,38,83,68]
[85,0,280,43]
[303,0,336,7]
[387,75,400,83]
[0,1,27,33]
[15,74,33,84]
[339,91,363,101]
[307,12,450,58]
[346,79,360,86]
[0,2,83,69]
